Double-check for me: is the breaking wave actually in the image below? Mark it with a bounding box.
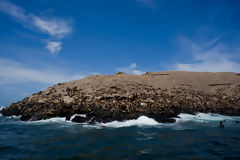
[98,116,159,128]
[2,112,239,128]
[175,113,240,123]
[0,106,5,110]
[0,106,5,116]
[98,113,240,128]
[70,114,87,121]
[27,117,67,123]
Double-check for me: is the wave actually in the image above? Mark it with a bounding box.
[70,114,87,121]
[0,106,5,110]
[20,116,160,129]
[25,114,87,124]
[98,113,240,128]
[98,116,159,128]
[2,112,240,128]
[0,106,5,116]
[25,117,68,124]
[175,113,240,123]
[27,115,159,128]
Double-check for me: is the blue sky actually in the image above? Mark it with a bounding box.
[0,0,240,106]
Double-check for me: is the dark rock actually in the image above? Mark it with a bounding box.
[71,116,87,123]
[30,113,43,121]
[65,114,72,121]
[151,115,176,123]
[20,114,32,121]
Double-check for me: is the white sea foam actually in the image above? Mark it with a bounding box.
[0,106,5,116]
[0,105,5,110]
[175,113,240,123]
[26,117,67,124]
[70,114,86,121]
[11,112,240,129]
[11,115,21,118]
[24,114,87,124]
[98,116,159,128]
[97,113,240,128]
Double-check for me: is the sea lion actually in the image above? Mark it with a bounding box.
[220,121,224,128]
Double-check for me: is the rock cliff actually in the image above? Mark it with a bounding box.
[1,71,240,123]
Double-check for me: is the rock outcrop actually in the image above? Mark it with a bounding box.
[1,71,240,123]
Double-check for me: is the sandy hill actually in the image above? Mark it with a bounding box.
[48,71,240,96]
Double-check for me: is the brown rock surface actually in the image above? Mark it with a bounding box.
[1,71,240,123]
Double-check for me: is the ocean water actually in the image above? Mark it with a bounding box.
[0,113,240,160]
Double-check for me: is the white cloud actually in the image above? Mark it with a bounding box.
[32,16,72,38]
[0,0,72,53]
[46,41,62,54]
[175,37,240,73]
[0,0,26,19]
[136,0,156,8]
[0,58,86,85]
[117,63,145,75]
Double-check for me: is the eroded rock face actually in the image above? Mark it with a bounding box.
[71,116,88,123]
[1,71,240,123]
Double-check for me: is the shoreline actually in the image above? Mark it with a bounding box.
[1,71,240,123]
[1,112,240,129]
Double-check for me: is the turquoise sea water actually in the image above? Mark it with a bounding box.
[0,113,240,160]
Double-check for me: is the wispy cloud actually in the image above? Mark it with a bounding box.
[32,16,72,38]
[136,0,156,8]
[117,63,145,75]
[46,41,62,54]
[174,37,240,73]
[0,0,72,53]
[0,58,86,85]
[0,0,26,19]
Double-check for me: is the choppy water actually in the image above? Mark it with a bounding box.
[0,113,240,160]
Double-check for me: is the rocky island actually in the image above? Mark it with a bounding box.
[1,71,240,123]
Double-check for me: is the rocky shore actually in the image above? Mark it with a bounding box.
[1,71,240,123]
